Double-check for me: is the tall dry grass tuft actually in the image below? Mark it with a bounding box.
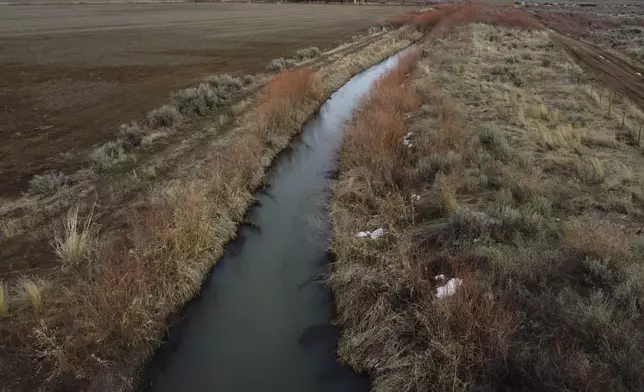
[19,278,46,312]
[0,281,8,315]
[0,218,21,239]
[52,205,97,269]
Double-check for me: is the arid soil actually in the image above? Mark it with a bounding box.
[0,2,408,196]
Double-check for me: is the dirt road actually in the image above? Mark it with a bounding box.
[0,2,408,196]
[553,32,644,108]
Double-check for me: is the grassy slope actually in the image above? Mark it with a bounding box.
[0,29,419,392]
[331,23,644,391]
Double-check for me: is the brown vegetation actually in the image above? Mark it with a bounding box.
[331,17,644,392]
[384,3,542,39]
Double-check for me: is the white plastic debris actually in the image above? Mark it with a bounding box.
[369,227,387,239]
[356,227,387,240]
[436,278,463,298]
[402,132,414,148]
[356,227,387,239]
[434,274,446,281]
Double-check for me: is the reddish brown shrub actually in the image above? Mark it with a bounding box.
[342,49,421,180]
[256,69,323,134]
[258,69,320,110]
[431,3,542,39]
[387,3,543,38]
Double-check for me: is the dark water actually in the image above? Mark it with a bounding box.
[145,50,409,392]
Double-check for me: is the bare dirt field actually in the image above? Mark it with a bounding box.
[0,2,408,196]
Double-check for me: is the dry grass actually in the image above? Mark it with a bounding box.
[0,30,416,392]
[256,69,324,137]
[266,57,296,73]
[564,217,630,260]
[340,50,421,180]
[19,278,47,312]
[90,140,128,169]
[0,218,21,240]
[331,43,520,391]
[52,205,97,269]
[29,171,68,196]
[147,104,183,129]
[294,46,321,61]
[331,21,644,392]
[0,281,8,315]
[321,30,419,93]
[118,122,144,148]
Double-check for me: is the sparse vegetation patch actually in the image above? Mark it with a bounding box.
[294,46,321,61]
[90,140,128,169]
[29,171,68,196]
[52,205,97,269]
[266,57,297,73]
[148,104,183,129]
